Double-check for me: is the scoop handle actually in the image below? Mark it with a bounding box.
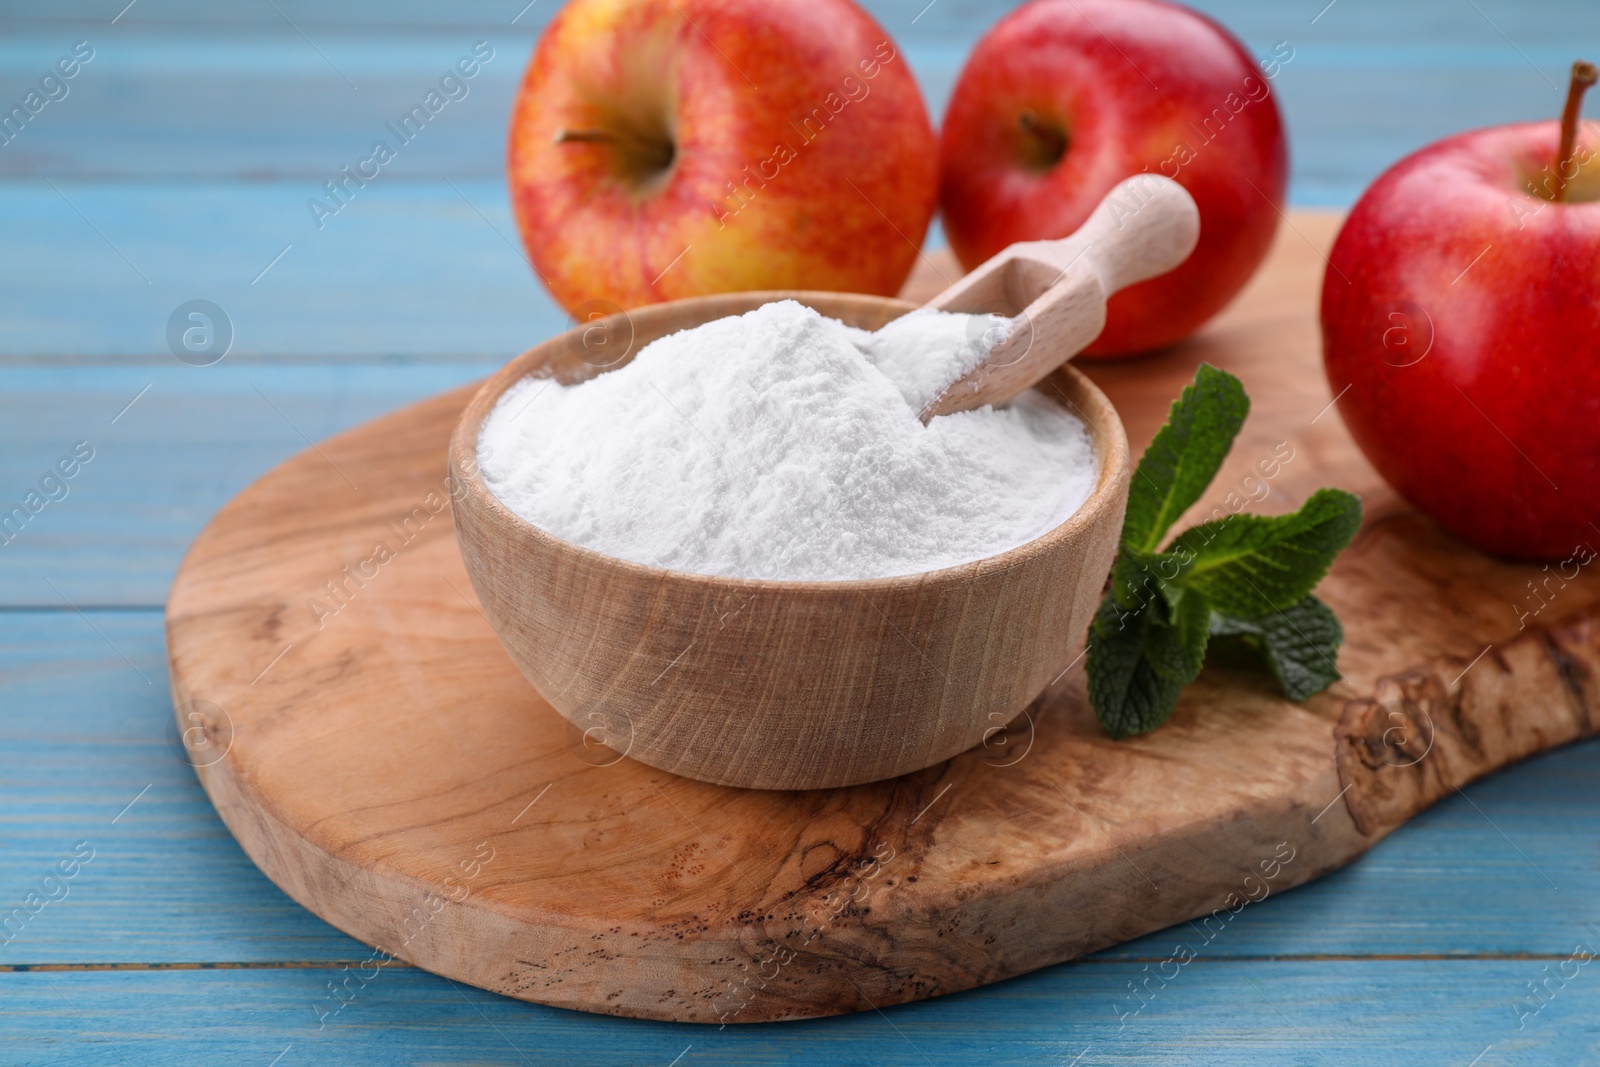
[919,175,1200,422]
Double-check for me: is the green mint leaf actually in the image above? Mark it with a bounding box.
[1210,595,1344,700]
[1086,365,1362,742]
[1143,587,1212,683]
[1109,547,1192,609]
[1086,596,1185,739]
[1164,488,1362,617]
[1121,363,1249,554]
[1086,590,1209,739]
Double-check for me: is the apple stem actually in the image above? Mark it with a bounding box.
[554,127,675,172]
[554,128,621,145]
[1017,110,1069,171]
[1554,59,1597,203]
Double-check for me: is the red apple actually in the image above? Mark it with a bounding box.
[1321,63,1600,560]
[508,0,938,315]
[937,0,1288,357]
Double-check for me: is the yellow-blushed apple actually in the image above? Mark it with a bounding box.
[508,0,938,314]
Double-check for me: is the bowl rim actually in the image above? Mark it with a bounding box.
[448,290,1130,594]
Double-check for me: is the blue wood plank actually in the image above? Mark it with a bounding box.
[0,0,1279,51]
[0,0,1589,45]
[0,30,542,179]
[3,612,1599,966]
[2,1,1596,1054]
[0,6,1589,360]
[3,2,1593,189]
[4,957,1599,1065]
[0,363,494,604]
[0,179,569,358]
[0,612,369,964]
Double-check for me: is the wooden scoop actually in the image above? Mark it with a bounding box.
[918,174,1201,422]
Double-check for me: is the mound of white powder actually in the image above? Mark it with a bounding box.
[477,300,1099,581]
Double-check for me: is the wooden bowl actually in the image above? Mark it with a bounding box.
[448,291,1130,790]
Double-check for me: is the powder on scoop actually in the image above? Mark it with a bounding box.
[847,306,1010,412]
[477,300,1098,581]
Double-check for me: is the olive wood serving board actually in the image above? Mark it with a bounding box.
[166,215,1600,1024]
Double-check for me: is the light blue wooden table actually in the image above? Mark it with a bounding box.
[3,1,1598,1062]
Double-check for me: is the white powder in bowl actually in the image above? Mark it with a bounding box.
[477,300,1099,581]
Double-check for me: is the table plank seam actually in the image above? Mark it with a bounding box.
[2,953,1582,972]
[0,605,165,613]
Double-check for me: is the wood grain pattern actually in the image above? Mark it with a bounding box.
[1337,610,1600,835]
[10,615,1600,971]
[164,215,1600,1024]
[449,291,1128,789]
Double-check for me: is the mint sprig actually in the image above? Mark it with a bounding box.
[1121,363,1250,555]
[1086,364,1361,739]
[1209,596,1343,701]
